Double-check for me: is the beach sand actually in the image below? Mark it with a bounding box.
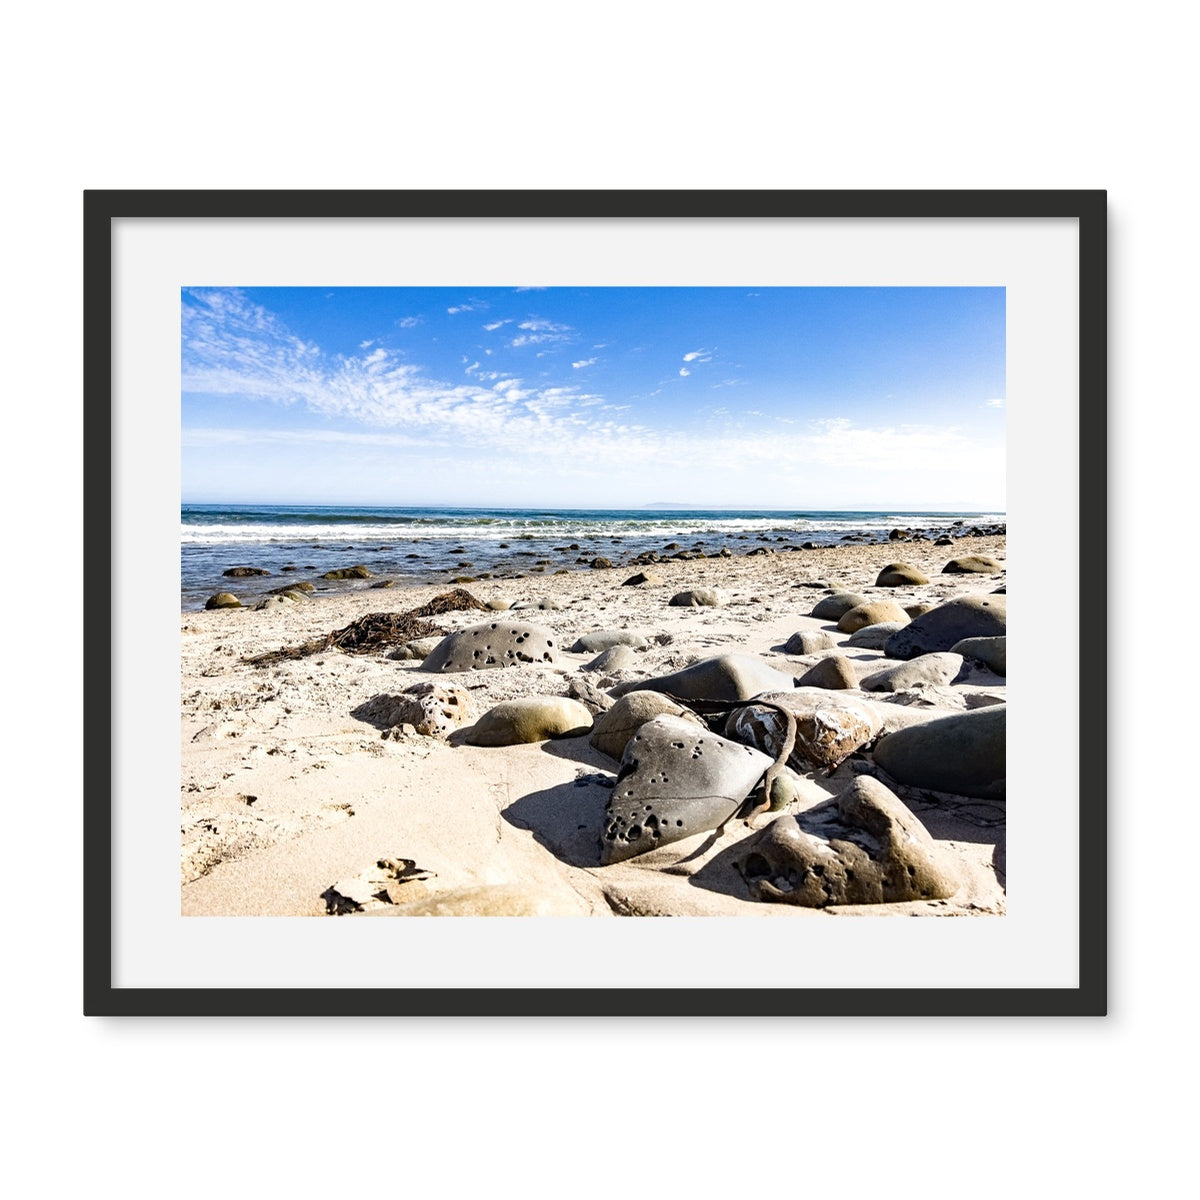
[181,534,1006,918]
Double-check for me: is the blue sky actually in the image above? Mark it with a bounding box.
[181,286,1005,510]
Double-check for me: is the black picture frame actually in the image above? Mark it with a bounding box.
[85,189,1107,1017]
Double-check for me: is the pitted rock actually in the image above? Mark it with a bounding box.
[589,692,706,762]
[420,620,560,672]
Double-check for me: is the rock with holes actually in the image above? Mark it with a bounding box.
[725,690,882,771]
[883,594,1007,660]
[783,630,837,655]
[861,652,965,692]
[874,562,930,587]
[608,653,796,703]
[951,635,1006,675]
[600,715,772,863]
[419,620,559,672]
[464,696,593,746]
[837,600,910,634]
[810,593,871,621]
[589,692,706,762]
[354,685,473,738]
[845,620,907,649]
[734,776,962,906]
[569,630,649,653]
[795,655,859,690]
[872,705,1005,799]
[669,587,729,607]
[943,555,1004,574]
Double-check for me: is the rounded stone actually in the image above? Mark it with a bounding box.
[837,600,910,633]
[609,653,796,703]
[861,652,965,692]
[569,630,649,653]
[845,620,907,649]
[465,696,594,746]
[623,571,665,587]
[589,692,705,761]
[883,594,1007,660]
[669,587,728,607]
[951,636,1006,675]
[322,564,373,580]
[794,655,859,690]
[783,630,837,655]
[420,621,560,672]
[810,593,871,621]
[874,562,930,587]
[222,566,269,577]
[204,591,241,609]
[872,705,1005,799]
[725,690,882,771]
[942,555,1004,574]
[583,644,638,673]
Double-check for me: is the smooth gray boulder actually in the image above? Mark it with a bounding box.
[608,653,795,703]
[845,620,907,649]
[861,652,965,692]
[952,636,1006,675]
[883,594,1006,660]
[420,621,560,672]
[583,644,638,673]
[872,705,1005,799]
[734,776,962,906]
[811,593,871,621]
[600,715,772,863]
[569,630,649,653]
[783,630,837,655]
[465,696,593,746]
[589,692,705,761]
[669,587,728,607]
[725,690,881,770]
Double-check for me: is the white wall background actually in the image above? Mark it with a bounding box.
[2,4,1181,1197]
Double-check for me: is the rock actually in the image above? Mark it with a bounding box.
[872,705,1005,799]
[810,592,871,621]
[725,690,882,770]
[589,692,705,762]
[942,555,1004,574]
[322,565,373,580]
[270,580,315,595]
[934,535,954,546]
[323,857,435,913]
[485,598,510,610]
[609,653,796,703]
[845,621,907,649]
[874,562,930,587]
[567,676,616,715]
[795,655,859,690]
[904,602,935,618]
[365,883,590,916]
[883,594,1006,659]
[387,636,444,661]
[204,592,241,609]
[465,696,593,746]
[836,600,910,633]
[623,571,664,587]
[510,598,564,611]
[952,636,1006,675]
[591,557,614,569]
[569,630,649,653]
[783,630,837,655]
[861,652,965,692]
[253,594,298,611]
[353,684,474,737]
[669,587,728,607]
[600,715,772,863]
[734,776,962,906]
[420,621,560,672]
[222,566,269,577]
[584,644,638,673]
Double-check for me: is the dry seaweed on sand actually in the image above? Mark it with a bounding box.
[241,588,487,666]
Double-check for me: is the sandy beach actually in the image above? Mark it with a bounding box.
[181,532,1006,918]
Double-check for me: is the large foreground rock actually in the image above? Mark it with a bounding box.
[734,776,962,906]
[872,705,1005,799]
[420,621,560,672]
[725,690,882,770]
[883,594,1006,660]
[600,715,772,863]
[952,636,1007,675]
[465,696,593,746]
[610,653,796,703]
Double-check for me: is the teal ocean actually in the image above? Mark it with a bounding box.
[181,504,1005,611]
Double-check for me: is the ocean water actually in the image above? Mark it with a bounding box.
[181,504,1006,611]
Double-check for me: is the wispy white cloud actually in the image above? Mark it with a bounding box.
[447,299,486,315]
[359,339,375,350]
[572,358,597,369]
[483,319,510,332]
[396,316,422,329]
[679,367,691,377]
[984,397,1006,408]
[683,349,712,363]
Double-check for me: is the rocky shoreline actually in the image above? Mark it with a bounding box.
[181,533,1006,918]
